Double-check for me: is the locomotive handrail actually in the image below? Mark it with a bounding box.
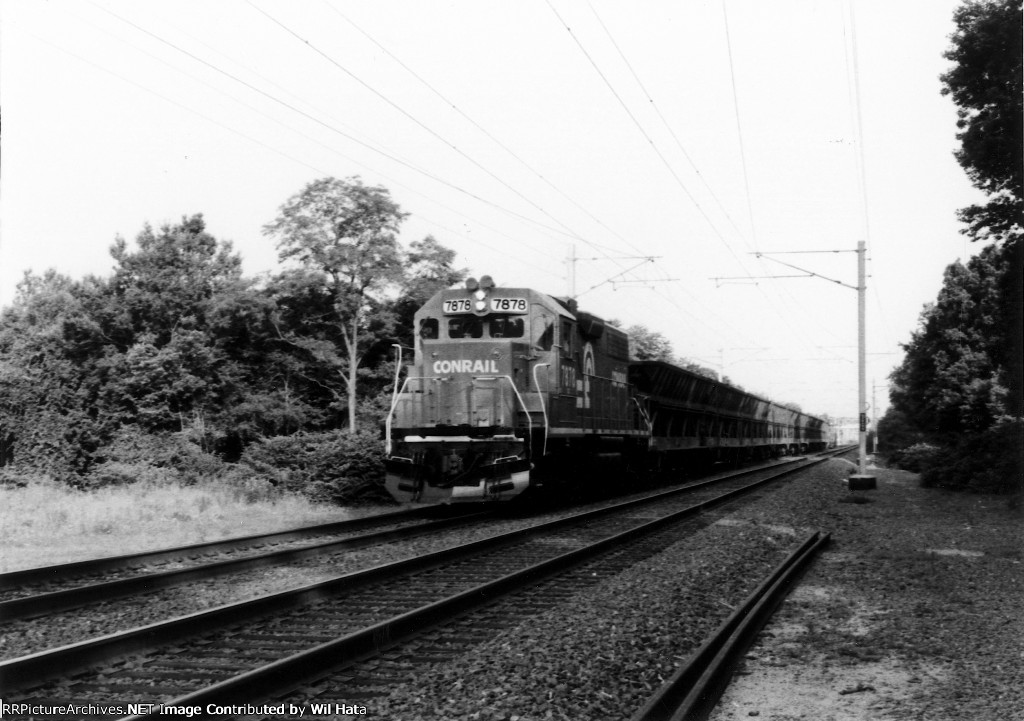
[532,362,552,456]
[385,375,429,455]
[385,343,405,455]
[632,397,653,434]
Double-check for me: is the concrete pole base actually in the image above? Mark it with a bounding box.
[849,474,877,491]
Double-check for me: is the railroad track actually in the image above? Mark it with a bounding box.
[0,451,844,718]
[0,448,850,624]
[631,530,831,721]
[0,506,490,620]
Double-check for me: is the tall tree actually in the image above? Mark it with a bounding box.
[940,0,1023,429]
[940,0,1023,244]
[263,177,407,433]
[890,245,1011,436]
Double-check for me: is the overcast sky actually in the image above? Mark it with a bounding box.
[0,0,983,420]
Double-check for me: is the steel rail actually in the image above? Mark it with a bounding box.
[630,530,832,721]
[0,511,493,621]
[0,506,441,588]
[121,467,835,718]
[0,451,840,694]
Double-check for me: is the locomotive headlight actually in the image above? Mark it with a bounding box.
[475,300,487,311]
[474,288,487,301]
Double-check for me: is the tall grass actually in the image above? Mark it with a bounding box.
[0,475,393,572]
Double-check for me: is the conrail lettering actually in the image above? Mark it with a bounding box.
[433,359,500,374]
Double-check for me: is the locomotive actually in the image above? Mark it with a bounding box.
[384,276,830,504]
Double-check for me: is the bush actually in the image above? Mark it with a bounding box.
[919,419,1024,496]
[240,429,391,505]
[889,443,942,473]
[86,428,226,487]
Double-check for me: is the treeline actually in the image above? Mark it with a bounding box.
[0,177,463,502]
[880,0,1023,499]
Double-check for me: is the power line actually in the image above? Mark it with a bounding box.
[249,0,622,262]
[586,0,750,248]
[721,0,758,251]
[544,0,836,362]
[544,0,753,273]
[580,0,835,365]
[88,1,599,248]
[45,4,560,281]
[323,0,649,263]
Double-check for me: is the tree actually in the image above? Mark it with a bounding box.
[940,0,1023,244]
[389,234,465,351]
[626,324,675,362]
[109,214,243,346]
[0,272,109,477]
[263,177,408,433]
[890,245,1009,436]
[885,0,1024,496]
[940,0,1023,425]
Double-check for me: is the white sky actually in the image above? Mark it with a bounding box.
[0,0,983,420]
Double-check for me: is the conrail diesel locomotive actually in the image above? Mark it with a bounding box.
[384,276,830,503]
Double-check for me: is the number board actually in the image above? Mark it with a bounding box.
[489,297,528,313]
[442,297,529,314]
[442,298,473,314]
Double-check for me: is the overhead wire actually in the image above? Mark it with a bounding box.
[718,1,860,367]
[322,0,650,264]
[546,1,812,363]
[29,34,336,181]
[587,0,751,249]
[248,0,630,267]
[719,0,758,251]
[842,0,897,355]
[87,1,599,251]
[46,3,559,281]
[545,0,756,279]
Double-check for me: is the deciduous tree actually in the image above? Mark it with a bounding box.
[940,0,1023,244]
[263,177,407,433]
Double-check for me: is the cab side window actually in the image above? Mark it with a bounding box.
[535,320,554,350]
[419,318,439,339]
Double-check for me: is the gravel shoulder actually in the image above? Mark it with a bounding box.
[710,461,1023,721]
[344,458,1022,720]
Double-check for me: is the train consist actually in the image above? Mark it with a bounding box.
[384,276,830,503]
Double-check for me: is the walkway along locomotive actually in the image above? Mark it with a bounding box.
[384,276,830,503]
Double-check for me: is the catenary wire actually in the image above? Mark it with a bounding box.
[87,1,603,249]
[322,0,652,264]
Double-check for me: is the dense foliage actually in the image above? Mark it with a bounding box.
[0,178,463,502]
[885,0,1022,498]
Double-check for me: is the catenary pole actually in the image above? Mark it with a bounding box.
[743,245,876,489]
[857,240,868,475]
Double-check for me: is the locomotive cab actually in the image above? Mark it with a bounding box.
[385,276,566,502]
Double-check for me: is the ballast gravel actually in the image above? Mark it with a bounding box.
[0,463,776,661]
[310,458,1021,721]
[8,457,1020,721]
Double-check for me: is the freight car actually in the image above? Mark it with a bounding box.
[384,276,830,503]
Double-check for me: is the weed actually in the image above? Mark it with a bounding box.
[0,474,384,571]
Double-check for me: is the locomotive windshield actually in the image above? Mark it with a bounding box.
[447,315,525,339]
